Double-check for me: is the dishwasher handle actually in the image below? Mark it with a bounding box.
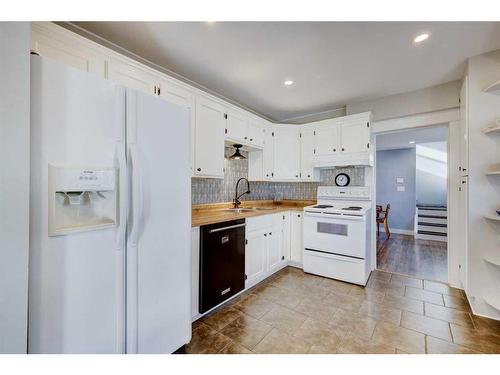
[209,223,246,234]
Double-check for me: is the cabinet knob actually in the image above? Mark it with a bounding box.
[266,174,269,177]
[333,148,336,152]
[342,148,345,151]
[197,168,201,172]
[298,214,301,217]
[250,138,253,141]
[264,233,267,237]
[295,175,298,178]
[307,174,311,178]
[244,136,248,140]
[269,232,272,235]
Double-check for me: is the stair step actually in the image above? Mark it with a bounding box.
[418,230,447,236]
[418,222,447,228]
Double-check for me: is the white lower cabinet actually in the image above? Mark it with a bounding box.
[245,229,268,288]
[290,212,303,264]
[245,213,288,288]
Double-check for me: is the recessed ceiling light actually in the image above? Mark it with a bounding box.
[409,141,415,144]
[413,33,429,43]
[284,80,294,86]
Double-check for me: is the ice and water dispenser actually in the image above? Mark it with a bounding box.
[48,165,118,236]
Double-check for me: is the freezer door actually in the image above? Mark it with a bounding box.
[126,89,191,353]
[28,56,126,353]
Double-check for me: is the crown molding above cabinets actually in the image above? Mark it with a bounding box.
[31,22,372,182]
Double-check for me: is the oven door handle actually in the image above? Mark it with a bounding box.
[303,212,365,221]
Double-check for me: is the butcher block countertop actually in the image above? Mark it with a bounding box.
[192,199,316,227]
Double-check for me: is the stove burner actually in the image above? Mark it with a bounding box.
[342,206,362,211]
[313,204,334,209]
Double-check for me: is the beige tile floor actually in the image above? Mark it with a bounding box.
[181,267,500,354]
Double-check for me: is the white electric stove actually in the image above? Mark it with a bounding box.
[302,186,373,285]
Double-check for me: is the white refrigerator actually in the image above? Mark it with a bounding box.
[28,55,192,353]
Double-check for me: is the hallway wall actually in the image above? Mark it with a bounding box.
[376,148,416,232]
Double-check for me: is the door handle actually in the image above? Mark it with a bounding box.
[129,144,143,245]
[208,223,246,234]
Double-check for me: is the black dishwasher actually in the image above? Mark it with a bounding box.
[199,219,246,313]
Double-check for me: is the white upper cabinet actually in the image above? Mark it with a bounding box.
[273,127,300,180]
[107,58,159,96]
[158,80,196,173]
[194,97,225,178]
[31,23,106,77]
[247,120,265,148]
[314,122,341,156]
[225,110,248,144]
[340,117,370,153]
[300,128,316,180]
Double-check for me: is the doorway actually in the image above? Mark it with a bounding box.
[374,125,448,283]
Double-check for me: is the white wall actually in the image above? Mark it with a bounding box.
[0,22,30,353]
[416,141,448,206]
[348,81,460,122]
[466,49,500,320]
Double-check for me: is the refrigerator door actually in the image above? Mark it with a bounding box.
[29,56,126,353]
[126,89,191,353]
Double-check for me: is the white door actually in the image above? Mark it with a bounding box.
[263,129,275,180]
[126,90,191,354]
[458,77,469,289]
[267,225,284,274]
[340,120,370,153]
[108,58,158,97]
[300,128,315,180]
[315,125,340,156]
[225,110,248,144]
[245,229,267,288]
[29,56,125,353]
[273,127,300,180]
[194,97,225,178]
[290,212,303,263]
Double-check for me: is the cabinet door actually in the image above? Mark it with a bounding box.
[281,212,291,261]
[248,121,265,148]
[194,97,225,178]
[300,128,315,180]
[340,119,370,153]
[107,58,158,96]
[315,125,340,156]
[290,212,303,263]
[245,230,268,288]
[225,110,248,143]
[267,226,284,274]
[31,26,106,77]
[263,129,274,180]
[158,81,196,173]
[273,127,300,180]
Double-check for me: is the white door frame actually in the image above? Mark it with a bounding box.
[370,108,461,287]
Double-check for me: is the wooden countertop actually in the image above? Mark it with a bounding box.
[192,199,316,227]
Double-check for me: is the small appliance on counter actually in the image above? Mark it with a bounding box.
[199,219,246,313]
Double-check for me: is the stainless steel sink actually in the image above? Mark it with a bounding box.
[219,208,256,213]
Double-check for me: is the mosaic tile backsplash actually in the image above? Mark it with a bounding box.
[191,147,366,204]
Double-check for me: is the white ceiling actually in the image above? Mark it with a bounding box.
[376,125,448,151]
[72,22,500,122]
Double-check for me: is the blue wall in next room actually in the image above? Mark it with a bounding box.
[376,148,416,232]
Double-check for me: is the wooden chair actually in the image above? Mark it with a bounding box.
[376,204,391,238]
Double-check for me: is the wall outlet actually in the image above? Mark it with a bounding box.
[397,185,406,192]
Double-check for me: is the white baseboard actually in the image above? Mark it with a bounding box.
[386,228,415,236]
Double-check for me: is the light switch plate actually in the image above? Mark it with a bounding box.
[396,177,404,184]
[397,185,405,192]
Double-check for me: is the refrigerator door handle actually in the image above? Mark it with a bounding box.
[115,141,127,251]
[129,144,143,246]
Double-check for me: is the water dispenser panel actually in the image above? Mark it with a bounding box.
[48,165,118,236]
